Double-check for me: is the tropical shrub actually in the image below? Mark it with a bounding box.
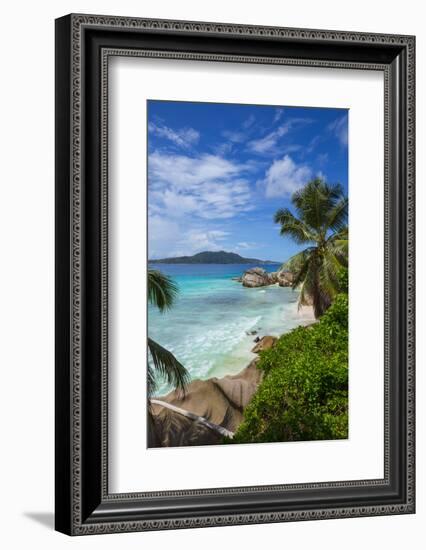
[232,293,348,444]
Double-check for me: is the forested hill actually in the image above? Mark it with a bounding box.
[149,251,278,265]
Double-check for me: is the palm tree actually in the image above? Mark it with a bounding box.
[274,178,348,318]
[147,269,189,397]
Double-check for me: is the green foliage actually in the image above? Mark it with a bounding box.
[337,266,349,293]
[147,337,190,398]
[148,269,179,312]
[275,178,348,318]
[147,269,189,397]
[232,293,348,444]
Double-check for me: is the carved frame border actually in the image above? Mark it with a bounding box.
[55,13,415,536]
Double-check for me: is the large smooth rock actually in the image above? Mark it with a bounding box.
[149,359,262,448]
[241,267,270,287]
[277,270,294,287]
[268,271,278,284]
[251,335,277,353]
[240,268,294,288]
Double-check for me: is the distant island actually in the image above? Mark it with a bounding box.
[148,250,280,265]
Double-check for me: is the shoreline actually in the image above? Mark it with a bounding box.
[149,300,315,447]
[205,294,315,379]
[152,295,315,395]
[149,263,315,396]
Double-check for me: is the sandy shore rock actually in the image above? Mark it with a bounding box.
[251,335,277,353]
[149,359,262,447]
[276,270,294,287]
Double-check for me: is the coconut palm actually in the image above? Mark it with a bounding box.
[147,269,189,397]
[274,178,348,318]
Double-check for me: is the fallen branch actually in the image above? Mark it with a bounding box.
[151,399,234,439]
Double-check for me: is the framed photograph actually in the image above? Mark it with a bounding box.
[55,14,415,535]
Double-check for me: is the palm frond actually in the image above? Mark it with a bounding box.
[328,226,348,242]
[147,337,190,397]
[291,254,313,289]
[327,227,348,265]
[274,209,316,244]
[325,197,348,234]
[292,178,343,232]
[148,269,179,312]
[147,363,156,400]
[319,249,342,299]
[281,249,313,276]
[329,241,348,266]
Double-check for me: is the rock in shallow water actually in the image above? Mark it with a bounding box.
[241,267,271,287]
[240,267,294,288]
[251,335,277,353]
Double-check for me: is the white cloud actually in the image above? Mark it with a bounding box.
[259,155,312,198]
[208,230,229,239]
[235,241,259,251]
[328,115,348,147]
[149,223,231,259]
[285,144,303,154]
[248,117,312,155]
[148,215,180,259]
[160,189,198,217]
[242,114,256,129]
[317,152,329,166]
[173,229,230,256]
[148,122,200,149]
[273,108,284,123]
[213,142,234,156]
[306,134,322,154]
[248,123,291,154]
[148,151,255,257]
[222,130,246,143]
[149,151,245,191]
[148,151,253,220]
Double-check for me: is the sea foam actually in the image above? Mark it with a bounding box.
[148,264,310,396]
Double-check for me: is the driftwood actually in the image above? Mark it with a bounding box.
[150,399,235,439]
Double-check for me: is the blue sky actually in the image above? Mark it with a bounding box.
[147,100,348,262]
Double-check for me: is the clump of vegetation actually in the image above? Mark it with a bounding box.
[232,291,348,444]
[274,177,348,318]
[147,269,189,397]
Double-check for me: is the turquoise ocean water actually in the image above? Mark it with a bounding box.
[148,264,314,396]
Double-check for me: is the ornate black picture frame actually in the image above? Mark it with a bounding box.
[55,14,415,535]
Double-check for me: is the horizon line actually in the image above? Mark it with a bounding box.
[148,250,282,263]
